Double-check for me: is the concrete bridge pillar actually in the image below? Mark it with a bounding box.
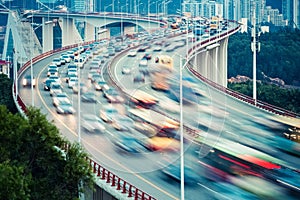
[43,18,53,53]
[205,43,220,84]
[85,22,95,42]
[61,18,75,47]
[195,51,207,78]
[218,38,229,87]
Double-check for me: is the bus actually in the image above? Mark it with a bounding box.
[150,55,174,91]
[194,134,300,193]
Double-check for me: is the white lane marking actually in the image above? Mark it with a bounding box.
[197,183,232,200]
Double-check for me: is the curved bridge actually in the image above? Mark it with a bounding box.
[12,12,300,200]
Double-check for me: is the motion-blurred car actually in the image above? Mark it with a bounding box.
[49,82,62,96]
[127,49,137,57]
[52,58,61,67]
[133,73,145,83]
[161,163,199,184]
[94,80,109,91]
[99,106,118,123]
[72,82,88,94]
[113,135,148,153]
[61,54,71,63]
[68,77,78,88]
[121,66,132,74]
[143,137,180,151]
[43,79,56,91]
[47,68,58,77]
[112,116,135,131]
[22,75,36,87]
[56,101,76,114]
[81,92,97,103]
[103,89,124,103]
[153,46,162,51]
[52,92,70,107]
[133,122,157,137]
[81,114,106,133]
[143,53,152,60]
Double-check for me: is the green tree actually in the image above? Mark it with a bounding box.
[0,161,30,200]
[228,30,300,86]
[0,74,17,113]
[0,106,94,200]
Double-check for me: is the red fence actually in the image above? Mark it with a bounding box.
[88,158,155,200]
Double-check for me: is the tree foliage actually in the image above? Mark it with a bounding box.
[0,74,17,113]
[0,106,94,200]
[228,82,300,114]
[228,29,300,85]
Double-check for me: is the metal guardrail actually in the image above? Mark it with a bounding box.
[185,24,300,119]
[13,39,157,200]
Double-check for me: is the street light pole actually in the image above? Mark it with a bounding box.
[104,4,113,30]
[179,56,185,200]
[30,15,34,107]
[251,4,260,105]
[120,4,128,37]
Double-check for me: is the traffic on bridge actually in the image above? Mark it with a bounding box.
[14,12,300,200]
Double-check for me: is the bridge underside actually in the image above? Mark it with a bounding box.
[2,13,161,62]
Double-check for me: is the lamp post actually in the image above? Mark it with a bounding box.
[27,15,53,106]
[148,1,156,31]
[120,4,128,37]
[251,5,260,105]
[104,4,113,30]
[163,0,172,18]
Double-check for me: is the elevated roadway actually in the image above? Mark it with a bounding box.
[15,19,300,200]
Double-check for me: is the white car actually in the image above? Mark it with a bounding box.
[49,82,62,96]
[52,58,61,67]
[74,57,85,68]
[62,54,71,63]
[127,50,137,57]
[81,114,106,133]
[68,77,78,88]
[52,92,70,107]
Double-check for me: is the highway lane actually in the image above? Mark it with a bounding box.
[111,31,300,181]
[18,45,218,199]
[18,26,300,199]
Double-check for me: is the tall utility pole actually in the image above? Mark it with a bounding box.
[251,3,260,105]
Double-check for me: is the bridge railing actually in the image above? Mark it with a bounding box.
[13,39,157,200]
[188,43,300,118]
[88,158,155,200]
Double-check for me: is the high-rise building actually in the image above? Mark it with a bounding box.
[282,0,293,21]
[294,0,300,28]
[265,6,286,26]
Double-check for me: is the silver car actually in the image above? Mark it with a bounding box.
[81,114,106,133]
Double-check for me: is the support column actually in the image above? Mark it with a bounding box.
[61,18,74,47]
[203,50,209,79]
[218,38,229,87]
[84,22,95,42]
[59,17,83,46]
[43,19,53,53]
[195,51,207,77]
[214,47,219,83]
[207,51,213,81]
